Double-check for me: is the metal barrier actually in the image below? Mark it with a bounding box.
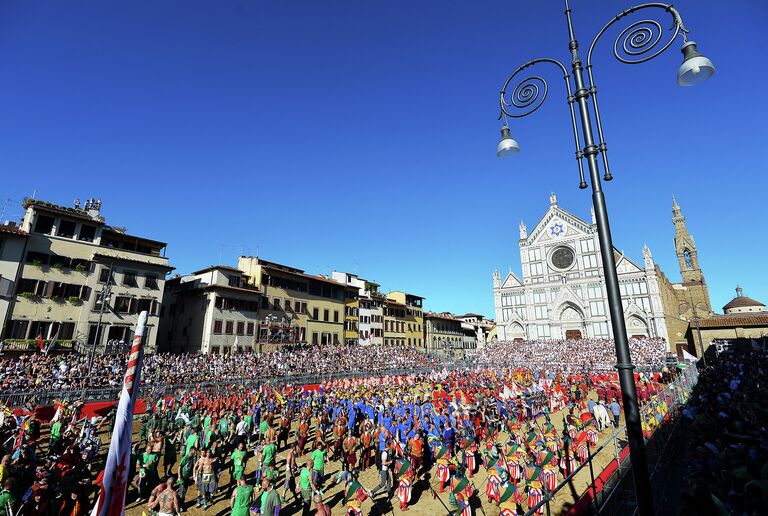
[523,364,699,516]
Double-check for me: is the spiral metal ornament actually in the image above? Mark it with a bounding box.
[612,18,677,64]
[501,75,548,119]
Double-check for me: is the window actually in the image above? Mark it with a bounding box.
[225,321,234,334]
[580,239,596,253]
[145,275,158,289]
[228,275,240,287]
[78,224,96,242]
[312,332,319,345]
[637,297,651,311]
[236,322,245,335]
[582,254,598,269]
[284,299,291,311]
[533,291,547,304]
[99,268,112,284]
[334,310,339,323]
[26,251,49,265]
[114,296,131,313]
[323,309,329,322]
[33,215,54,235]
[57,220,76,238]
[528,248,541,261]
[261,297,269,309]
[530,262,544,276]
[136,298,153,314]
[587,285,602,299]
[123,271,138,287]
[17,278,40,296]
[273,298,280,309]
[593,321,609,337]
[536,325,551,338]
[246,322,254,336]
[534,306,548,319]
[683,248,693,269]
[312,307,319,320]
[502,308,514,321]
[590,301,606,316]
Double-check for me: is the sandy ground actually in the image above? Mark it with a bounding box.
[113,401,625,516]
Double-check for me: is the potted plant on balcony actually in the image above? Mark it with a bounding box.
[20,291,37,300]
[67,296,82,305]
[52,295,64,303]
[75,263,87,273]
[52,262,65,272]
[32,259,43,268]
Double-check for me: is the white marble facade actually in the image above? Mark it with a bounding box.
[493,193,667,342]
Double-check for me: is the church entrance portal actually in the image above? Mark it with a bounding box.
[565,329,582,340]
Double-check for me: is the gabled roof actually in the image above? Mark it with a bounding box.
[526,204,593,245]
[500,271,523,289]
[615,253,644,275]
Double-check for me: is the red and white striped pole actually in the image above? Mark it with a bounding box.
[91,311,148,516]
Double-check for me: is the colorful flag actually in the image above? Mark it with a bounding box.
[90,311,148,516]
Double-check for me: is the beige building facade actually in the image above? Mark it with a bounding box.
[238,257,347,348]
[2,199,172,354]
[0,224,28,338]
[425,312,465,357]
[158,266,261,354]
[387,291,424,348]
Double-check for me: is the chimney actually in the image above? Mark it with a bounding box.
[736,286,743,298]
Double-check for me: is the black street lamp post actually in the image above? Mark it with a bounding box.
[495,2,713,514]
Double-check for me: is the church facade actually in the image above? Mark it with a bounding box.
[493,193,709,349]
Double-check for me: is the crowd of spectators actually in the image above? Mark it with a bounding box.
[0,344,445,392]
[0,338,670,394]
[475,337,668,372]
[678,346,768,515]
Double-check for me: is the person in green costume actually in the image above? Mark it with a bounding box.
[261,439,277,471]
[230,441,247,490]
[176,446,197,506]
[185,427,200,456]
[136,443,160,501]
[259,478,282,516]
[298,459,318,511]
[229,477,254,516]
[0,479,16,516]
[49,419,63,453]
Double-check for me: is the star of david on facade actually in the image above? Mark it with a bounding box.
[550,223,565,237]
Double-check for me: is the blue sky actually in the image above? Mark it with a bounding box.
[0,0,765,317]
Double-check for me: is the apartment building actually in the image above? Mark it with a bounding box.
[383,298,406,346]
[157,266,260,354]
[238,257,346,347]
[2,198,172,353]
[387,291,425,348]
[329,272,362,346]
[0,224,27,337]
[425,312,465,356]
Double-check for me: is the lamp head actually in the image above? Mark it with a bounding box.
[496,126,520,158]
[677,41,715,87]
